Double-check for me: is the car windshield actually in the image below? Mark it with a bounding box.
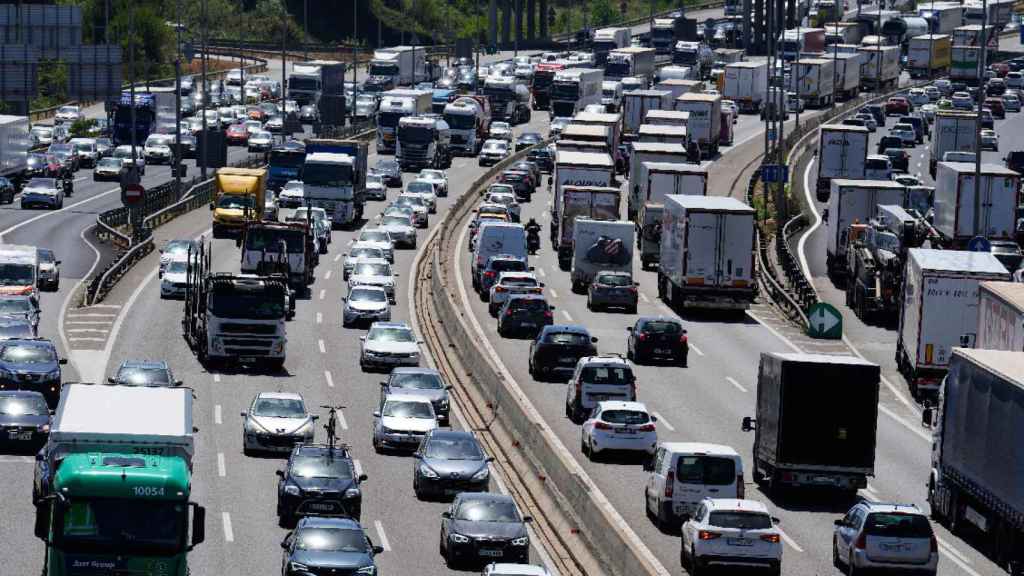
[98,158,122,169]
[600,409,649,425]
[490,260,527,273]
[116,367,171,385]
[217,195,254,210]
[708,511,772,530]
[0,344,54,363]
[390,371,444,390]
[291,454,354,478]
[349,288,387,303]
[57,499,184,554]
[864,513,933,538]
[375,161,398,173]
[381,216,410,227]
[353,263,389,276]
[360,231,390,243]
[642,320,681,334]
[294,528,368,552]
[350,248,383,260]
[27,178,55,189]
[0,395,48,415]
[0,298,32,313]
[396,196,423,207]
[455,499,521,522]
[407,181,433,194]
[252,397,306,418]
[545,331,589,346]
[383,400,433,419]
[484,143,507,152]
[675,455,736,485]
[425,436,484,459]
[597,274,631,286]
[368,326,414,342]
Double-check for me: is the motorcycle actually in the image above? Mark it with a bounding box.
[526,229,541,254]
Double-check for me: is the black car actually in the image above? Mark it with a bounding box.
[479,254,529,295]
[509,160,541,189]
[627,317,689,366]
[0,390,50,451]
[883,148,910,172]
[526,146,554,173]
[0,338,66,407]
[497,170,532,202]
[0,177,14,204]
[381,367,452,424]
[413,430,492,500]
[497,294,554,338]
[515,132,542,151]
[440,492,531,568]
[528,324,598,381]
[276,444,368,526]
[373,159,403,188]
[861,103,885,127]
[876,135,904,154]
[108,360,181,387]
[587,270,639,312]
[280,516,383,576]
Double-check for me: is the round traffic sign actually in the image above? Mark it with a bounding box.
[967,236,991,253]
[123,183,145,205]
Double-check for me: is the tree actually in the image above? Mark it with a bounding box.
[32,59,68,110]
[591,0,618,26]
[69,118,98,138]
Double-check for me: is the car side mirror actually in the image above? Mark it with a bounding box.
[833,519,845,527]
[372,545,385,554]
[189,503,206,549]
[741,416,756,432]
[922,407,933,428]
[275,469,284,478]
[523,516,533,523]
[626,327,633,332]
[58,358,67,365]
[591,337,599,343]
[549,305,556,310]
[441,511,451,519]
[106,377,116,383]
[359,473,368,482]
[373,411,381,418]
[209,203,214,211]
[311,415,319,421]
[772,516,781,524]
[280,539,289,549]
[360,336,366,341]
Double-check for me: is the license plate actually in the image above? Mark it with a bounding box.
[479,549,503,557]
[614,427,635,434]
[559,358,577,365]
[882,543,910,551]
[728,538,753,547]
[307,502,338,512]
[521,322,536,328]
[8,430,30,440]
[654,348,670,354]
[240,357,256,364]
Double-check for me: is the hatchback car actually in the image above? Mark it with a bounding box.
[248,130,273,152]
[907,88,929,108]
[951,91,974,110]
[981,129,999,151]
[92,157,125,182]
[405,180,439,212]
[683,498,783,575]
[0,338,66,406]
[343,245,387,280]
[627,317,689,366]
[528,325,598,381]
[417,168,449,197]
[342,285,391,327]
[242,391,316,454]
[378,213,417,248]
[359,321,421,371]
[108,360,180,387]
[497,294,554,338]
[0,296,40,335]
[488,272,543,316]
[565,355,636,423]
[413,429,492,499]
[347,258,396,303]
[479,139,511,166]
[276,443,367,525]
[587,270,638,312]
[889,124,917,146]
[882,149,908,173]
[885,96,910,115]
[372,393,437,452]
[479,254,530,295]
[374,159,403,187]
[279,516,384,575]
[278,180,305,208]
[440,493,532,568]
[833,501,937,575]
[160,257,191,299]
[354,229,395,262]
[0,390,50,450]
[381,367,451,424]
[581,401,658,460]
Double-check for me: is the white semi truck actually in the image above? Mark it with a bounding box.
[0,115,29,185]
[368,46,430,86]
[930,110,978,176]
[723,61,768,113]
[376,89,432,154]
[793,58,835,108]
[636,162,708,270]
[676,92,722,156]
[858,45,901,90]
[605,47,657,83]
[549,68,603,119]
[627,142,689,221]
[815,124,870,201]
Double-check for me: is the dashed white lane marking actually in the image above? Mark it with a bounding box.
[316,312,322,324]
[726,376,748,393]
[536,267,546,277]
[319,289,326,300]
[374,520,392,551]
[346,238,354,247]
[777,527,804,553]
[214,405,222,425]
[217,453,226,477]
[65,313,117,318]
[214,374,221,383]
[652,411,675,432]
[689,343,704,356]
[318,339,326,354]
[222,512,234,542]
[66,320,113,325]
[561,310,574,322]
[74,176,87,183]
[337,408,348,430]
[549,288,559,299]
[324,370,334,388]
[334,253,342,262]
[353,459,363,478]
[639,292,650,303]
[67,337,105,342]
[324,269,332,280]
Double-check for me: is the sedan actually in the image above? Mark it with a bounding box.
[890,125,917,147]
[883,148,910,173]
[248,130,273,152]
[413,430,491,499]
[160,257,190,299]
[342,285,391,327]
[515,132,542,151]
[355,229,394,263]
[885,96,911,115]
[380,367,451,424]
[854,113,877,132]
[372,394,437,452]
[20,178,63,209]
[359,321,421,371]
[587,270,638,313]
[364,173,387,201]
[54,105,81,124]
[265,115,284,133]
[581,401,658,460]
[347,258,396,303]
[279,517,383,576]
[488,272,543,316]
[627,317,689,366]
[479,139,511,167]
[159,239,198,277]
[374,159,403,188]
[278,180,305,208]
[343,245,386,280]
[93,157,125,182]
[241,391,317,455]
[1003,93,1022,112]
[0,390,50,450]
[0,338,65,407]
[36,249,60,291]
[441,493,531,568]
[417,168,449,197]
[951,92,974,110]
[404,180,438,213]
[226,123,249,145]
[108,360,181,387]
[378,213,417,249]
[490,122,513,142]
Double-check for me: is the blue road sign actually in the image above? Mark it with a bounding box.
[968,236,991,253]
[762,165,789,183]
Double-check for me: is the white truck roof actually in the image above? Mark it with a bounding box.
[562,124,608,138]
[630,142,687,154]
[573,111,622,124]
[306,152,354,164]
[646,109,691,122]
[555,150,614,167]
[0,244,37,262]
[909,248,1010,275]
[638,124,688,137]
[642,161,706,174]
[981,281,1024,312]
[938,161,1020,177]
[666,195,754,213]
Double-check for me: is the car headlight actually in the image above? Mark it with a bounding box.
[472,467,490,481]
[439,398,449,410]
[284,484,300,496]
[512,536,529,547]
[45,369,60,380]
[288,561,308,573]
[355,566,377,575]
[38,424,50,433]
[344,488,361,498]
[379,425,393,434]
[419,465,439,479]
[449,533,470,544]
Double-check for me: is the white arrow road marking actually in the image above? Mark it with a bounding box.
[651,411,675,432]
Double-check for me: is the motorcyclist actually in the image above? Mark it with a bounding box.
[62,174,73,197]
[525,218,541,236]
[525,218,541,253]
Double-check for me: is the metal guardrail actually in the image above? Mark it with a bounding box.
[551,1,726,42]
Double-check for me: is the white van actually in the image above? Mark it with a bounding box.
[601,81,623,113]
[471,221,527,287]
[643,442,745,529]
[564,355,636,423]
[863,154,892,181]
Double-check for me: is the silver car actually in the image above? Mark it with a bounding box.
[344,245,387,280]
[392,194,429,226]
[355,229,395,262]
[248,130,273,152]
[372,393,437,452]
[417,169,449,197]
[160,257,191,299]
[365,174,387,201]
[37,249,60,291]
[359,321,421,371]
[347,258,396,303]
[404,180,438,213]
[833,501,938,574]
[241,391,317,454]
[378,213,417,249]
[343,285,391,327]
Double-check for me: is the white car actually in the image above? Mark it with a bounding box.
[721,99,739,121]
[378,212,417,248]
[479,139,511,167]
[343,285,391,327]
[264,196,278,221]
[278,180,305,208]
[343,245,387,280]
[855,113,877,132]
[907,88,929,108]
[581,401,658,460]
[112,145,146,174]
[144,134,174,164]
[682,498,783,575]
[240,391,316,454]
[360,321,421,371]
[833,501,937,575]
[417,169,449,197]
[159,256,191,299]
[489,121,513,142]
[391,195,428,227]
[890,124,917,146]
[355,229,395,262]
[483,563,552,576]
[365,173,387,201]
[488,271,543,316]
[54,105,81,124]
[372,393,437,452]
[248,130,273,152]
[404,180,438,213]
[347,257,396,303]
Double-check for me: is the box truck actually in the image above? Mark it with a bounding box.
[977,281,1024,352]
[606,47,656,83]
[930,111,978,176]
[627,142,689,221]
[636,162,708,270]
[368,46,429,86]
[723,61,768,113]
[825,179,907,276]
[858,45,901,90]
[933,162,1020,246]
[644,109,690,126]
[918,3,964,34]
[925,348,1024,574]
[658,195,756,310]
[571,219,634,291]
[742,352,880,494]
[552,151,616,265]
[793,58,836,107]
[622,90,671,138]
[675,93,722,156]
[558,186,622,272]
[592,27,632,65]
[636,124,688,145]
[950,45,982,85]
[781,28,826,60]
[655,79,702,100]
[908,34,952,77]
[816,124,870,201]
[0,115,29,184]
[897,249,1009,395]
[573,110,624,171]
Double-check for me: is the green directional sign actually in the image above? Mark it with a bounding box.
[807,302,843,339]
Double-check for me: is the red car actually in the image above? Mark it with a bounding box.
[991,62,1010,77]
[885,96,911,115]
[985,97,1005,119]
[226,123,249,145]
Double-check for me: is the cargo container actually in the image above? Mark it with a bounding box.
[926,348,1024,574]
[552,151,616,266]
[644,109,690,127]
[933,162,1020,246]
[627,142,689,221]
[976,281,1024,352]
[780,28,826,60]
[654,78,701,100]
[743,352,880,494]
[953,24,997,49]
[825,22,863,45]
[858,45,901,90]
[917,3,964,34]
[675,93,722,156]
[605,47,657,82]
[907,34,952,77]
[722,61,768,113]
[659,195,755,310]
[897,249,1009,395]
[793,58,835,107]
[949,45,982,85]
[571,219,634,291]
[830,52,864,100]
[592,27,632,65]
[0,115,29,182]
[825,179,907,275]
[622,90,671,137]
[636,124,688,145]
[572,111,624,171]
[930,110,977,176]
[815,124,870,201]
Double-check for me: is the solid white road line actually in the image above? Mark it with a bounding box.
[214,374,221,383]
[689,343,704,356]
[353,459,363,478]
[878,404,931,442]
[318,339,326,354]
[725,376,748,393]
[374,520,392,551]
[776,527,804,553]
[937,537,974,566]
[217,453,226,477]
[58,226,102,369]
[222,512,234,542]
[324,370,334,388]
[214,405,222,425]
[337,408,348,430]
[561,310,574,322]
[0,185,119,241]
[651,411,675,432]
[66,320,114,325]
[334,253,342,262]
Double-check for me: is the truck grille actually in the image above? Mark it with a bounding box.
[220,323,277,335]
[223,338,273,347]
[451,134,466,144]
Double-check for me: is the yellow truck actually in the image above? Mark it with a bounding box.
[212,167,267,237]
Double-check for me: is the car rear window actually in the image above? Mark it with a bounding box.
[675,455,736,485]
[502,277,537,287]
[579,366,632,384]
[546,332,590,346]
[597,274,631,286]
[511,299,548,312]
[866,158,890,170]
[708,511,772,530]
[491,260,527,272]
[601,409,650,425]
[864,513,933,538]
[642,320,681,334]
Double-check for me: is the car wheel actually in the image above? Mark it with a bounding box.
[581,433,589,456]
[847,553,857,576]
[833,538,843,569]
[689,547,700,575]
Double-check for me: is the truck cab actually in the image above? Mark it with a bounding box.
[397,115,452,171]
[212,167,267,238]
[484,76,532,125]
[443,96,491,156]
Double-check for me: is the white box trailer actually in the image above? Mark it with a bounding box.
[898,249,1009,394]
[552,151,616,266]
[637,162,708,269]
[655,79,701,100]
[0,115,29,181]
[571,219,635,290]
[816,124,869,201]
[622,90,671,137]
[627,142,689,221]
[930,111,977,176]
[558,185,621,256]
[825,179,907,275]
[606,47,657,81]
[831,52,863,100]
[949,45,982,84]
[675,93,722,156]
[977,281,1024,352]
[917,3,964,34]
[857,45,900,90]
[722,61,768,113]
[933,162,1020,246]
[793,58,835,107]
[637,124,688,145]
[659,195,756,310]
[573,110,624,171]
[644,109,690,127]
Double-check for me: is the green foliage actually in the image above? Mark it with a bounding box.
[69,118,98,138]
[591,0,620,27]
[32,59,69,111]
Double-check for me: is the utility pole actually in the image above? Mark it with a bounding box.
[352,0,359,127]
[129,1,137,164]
[239,0,245,98]
[973,0,988,236]
[200,0,208,179]
[174,0,183,196]
[514,0,519,57]
[304,0,309,61]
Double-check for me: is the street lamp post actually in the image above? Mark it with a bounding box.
[200,0,208,180]
[174,0,183,196]
[973,0,988,236]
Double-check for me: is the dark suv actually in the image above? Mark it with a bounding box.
[497,294,554,338]
[498,170,533,202]
[526,146,554,173]
[587,270,638,313]
[529,325,598,381]
[876,135,904,154]
[0,338,66,407]
[276,444,368,526]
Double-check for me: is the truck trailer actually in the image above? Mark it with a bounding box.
[675,92,722,156]
[825,179,907,276]
[622,90,672,137]
[626,142,689,221]
[858,45,901,90]
[930,111,978,176]
[933,162,1020,247]
[793,57,836,107]
[907,34,952,77]
[816,124,870,201]
[723,61,768,113]
[0,115,29,184]
[636,162,708,270]
[570,219,634,292]
[977,281,1024,352]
